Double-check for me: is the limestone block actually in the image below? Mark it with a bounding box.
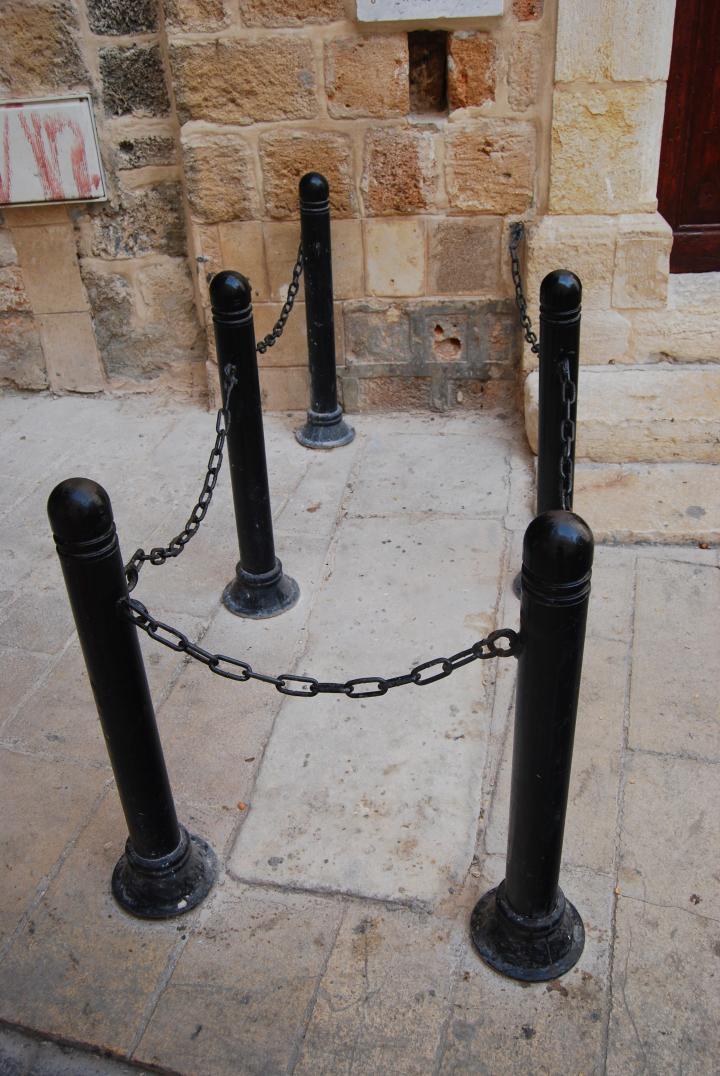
[550,84,667,214]
[259,129,355,219]
[352,375,432,409]
[182,133,259,223]
[169,39,318,125]
[513,0,543,18]
[325,35,409,118]
[0,267,31,314]
[445,121,535,213]
[87,0,156,34]
[362,126,440,216]
[11,223,89,314]
[79,181,186,259]
[525,214,616,310]
[100,45,170,117]
[507,31,542,111]
[38,312,105,394]
[668,271,720,311]
[524,366,720,463]
[447,32,496,110]
[240,0,344,25]
[0,1,88,96]
[630,309,720,363]
[612,213,672,309]
[428,217,502,295]
[114,133,176,170]
[556,0,675,82]
[254,301,343,367]
[577,309,631,365]
[365,218,425,297]
[259,366,308,409]
[0,231,17,268]
[0,314,47,389]
[164,0,230,31]
[263,220,304,301]
[344,301,411,366]
[218,221,269,301]
[330,219,364,299]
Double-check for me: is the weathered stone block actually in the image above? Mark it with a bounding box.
[513,0,543,18]
[630,308,720,363]
[354,375,432,410]
[555,0,675,82]
[508,31,542,111]
[259,129,355,219]
[80,182,186,259]
[0,267,31,314]
[0,314,47,389]
[164,0,230,31]
[409,301,475,367]
[365,218,425,297]
[522,307,631,372]
[182,133,259,223]
[100,45,169,117]
[82,259,204,380]
[218,221,269,301]
[87,0,156,34]
[38,311,105,393]
[240,0,344,25]
[11,221,89,314]
[0,1,88,95]
[344,302,411,366]
[447,32,496,110]
[550,84,667,214]
[0,230,17,268]
[325,35,408,119]
[525,214,616,311]
[170,39,318,125]
[329,219,364,299]
[612,212,672,309]
[259,366,308,409]
[362,126,440,215]
[262,221,303,301]
[114,133,176,170]
[446,121,535,213]
[428,217,502,295]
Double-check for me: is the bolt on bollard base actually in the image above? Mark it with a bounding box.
[48,478,217,919]
[210,271,299,619]
[471,509,593,981]
[295,172,354,450]
[222,558,300,620]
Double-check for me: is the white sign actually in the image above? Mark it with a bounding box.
[0,95,106,206]
[358,0,503,20]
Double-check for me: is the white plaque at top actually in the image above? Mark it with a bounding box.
[358,0,503,21]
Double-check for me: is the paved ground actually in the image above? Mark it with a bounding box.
[0,391,718,1076]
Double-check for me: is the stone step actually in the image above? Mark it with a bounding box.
[524,364,720,463]
[573,462,720,544]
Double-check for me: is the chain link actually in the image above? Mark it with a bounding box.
[558,353,576,511]
[256,245,304,354]
[509,222,539,356]
[120,596,520,698]
[124,365,237,593]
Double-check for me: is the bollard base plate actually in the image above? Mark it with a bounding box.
[295,407,355,450]
[470,882,584,982]
[223,557,300,619]
[112,827,217,920]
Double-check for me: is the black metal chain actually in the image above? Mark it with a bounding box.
[120,595,520,697]
[558,354,576,511]
[124,365,238,593]
[509,222,539,356]
[256,245,304,354]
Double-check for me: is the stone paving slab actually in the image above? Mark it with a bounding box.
[0,391,717,1075]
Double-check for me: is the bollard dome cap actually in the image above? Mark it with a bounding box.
[523,510,593,586]
[209,270,252,315]
[299,171,329,204]
[540,270,582,316]
[47,477,114,543]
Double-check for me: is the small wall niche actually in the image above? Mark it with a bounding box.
[408,30,448,114]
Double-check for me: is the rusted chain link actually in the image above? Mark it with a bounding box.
[120,595,520,697]
[124,365,237,593]
[255,244,303,354]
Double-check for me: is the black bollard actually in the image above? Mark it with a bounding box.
[536,270,582,515]
[210,270,299,618]
[471,509,593,981]
[295,172,355,449]
[47,478,217,919]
